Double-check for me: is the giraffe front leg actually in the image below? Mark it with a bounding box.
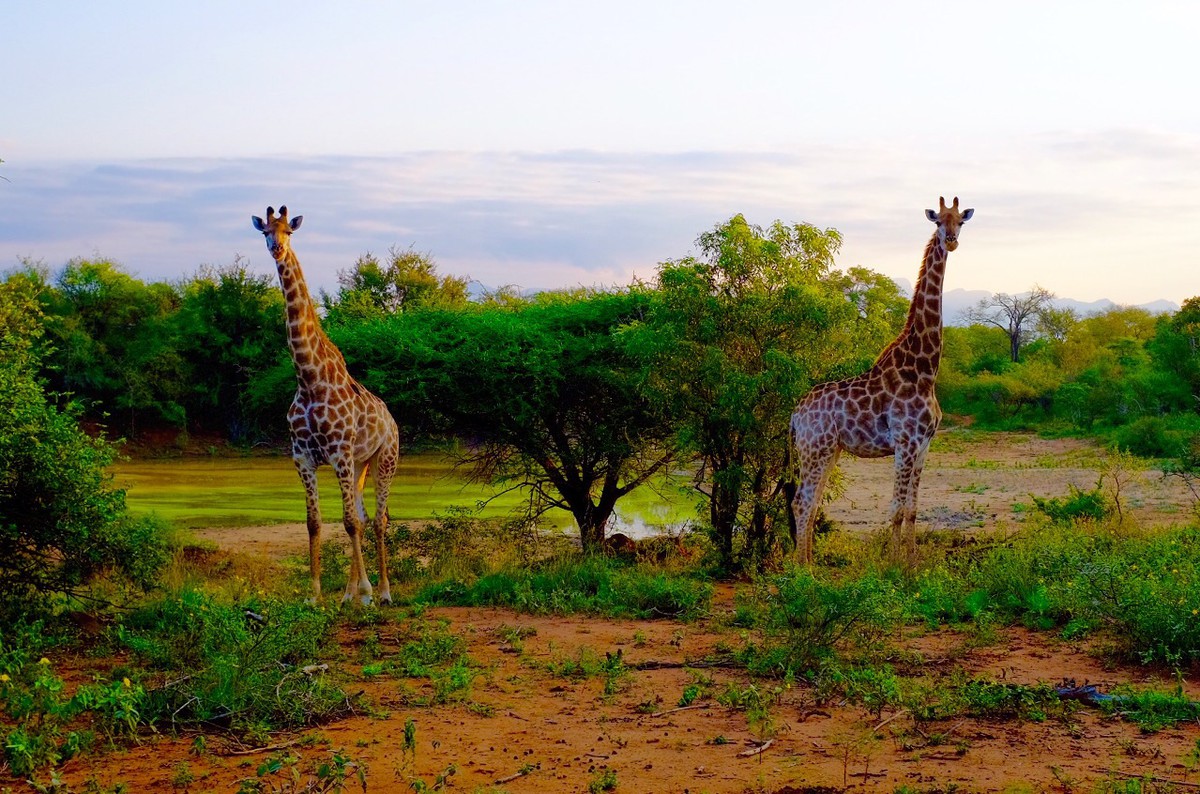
[889,447,916,566]
[903,446,930,567]
[295,462,323,603]
[336,460,374,606]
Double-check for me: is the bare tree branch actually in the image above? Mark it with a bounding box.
[960,285,1056,362]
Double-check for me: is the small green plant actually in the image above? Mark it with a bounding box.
[678,683,703,707]
[677,669,713,707]
[733,567,900,676]
[587,767,618,792]
[1104,680,1200,732]
[409,763,456,792]
[171,760,196,791]
[403,717,417,762]
[1029,484,1109,524]
[716,682,780,741]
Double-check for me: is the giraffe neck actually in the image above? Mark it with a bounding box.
[276,250,347,388]
[890,231,948,372]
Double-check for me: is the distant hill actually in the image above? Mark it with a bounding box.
[890,279,1179,326]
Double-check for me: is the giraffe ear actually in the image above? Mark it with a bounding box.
[252,216,266,232]
[290,215,304,231]
[961,208,974,222]
[925,209,938,223]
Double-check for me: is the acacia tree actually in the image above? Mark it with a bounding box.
[338,290,676,551]
[627,215,906,568]
[961,285,1056,362]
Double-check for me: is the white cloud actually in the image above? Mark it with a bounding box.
[2,133,1199,304]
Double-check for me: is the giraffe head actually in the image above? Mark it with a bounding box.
[924,196,974,252]
[251,205,304,261]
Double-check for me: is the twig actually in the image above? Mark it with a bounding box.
[495,770,533,784]
[647,703,710,718]
[872,708,909,734]
[629,658,741,671]
[737,739,773,758]
[225,738,302,756]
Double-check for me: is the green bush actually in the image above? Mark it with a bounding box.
[1113,415,1185,458]
[117,589,349,734]
[0,348,169,616]
[1030,485,1110,524]
[733,567,901,676]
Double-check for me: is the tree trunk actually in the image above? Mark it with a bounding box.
[709,480,739,569]
[567,471,622,554]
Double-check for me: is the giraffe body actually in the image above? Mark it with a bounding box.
[252,206,400,604]
[789,197,973,564]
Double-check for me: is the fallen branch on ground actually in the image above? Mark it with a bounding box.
[737,740,773,758]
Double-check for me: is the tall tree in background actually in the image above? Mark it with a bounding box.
[961,285,1056,362]
[324,247,469,324]
[628,215,906,567]
[50,258,184,435]
[173,260,286,441]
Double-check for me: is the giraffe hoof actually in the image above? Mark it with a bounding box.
[360,594,373,607]
[378,593,393,606]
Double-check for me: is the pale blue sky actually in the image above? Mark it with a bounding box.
[2,1,1199,304]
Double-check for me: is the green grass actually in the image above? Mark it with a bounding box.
[111,452,697,531]
[415,556,713,620]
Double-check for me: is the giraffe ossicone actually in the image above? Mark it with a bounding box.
[252,205,401,605]
[787,197,974,565]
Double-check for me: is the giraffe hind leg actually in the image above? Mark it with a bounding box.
[337,459,374,606]
[889,444,924,567]
[790,445,840,564]
[371,441,397,606]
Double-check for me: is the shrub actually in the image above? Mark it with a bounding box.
[117,590,350,734]
[1030,484,1110,524]
[0,344,169,615]
[733,567,901,676]
[1114,416,1184,458]
[416,556,712,620]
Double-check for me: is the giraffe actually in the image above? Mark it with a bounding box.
[787,196,974,564]
[252,205,400,604]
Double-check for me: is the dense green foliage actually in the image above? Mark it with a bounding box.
[626,216,906,564]
[8,215,1200,565]
[939,301,1200,453]
[0,273,169,612]
[118,589,350,733]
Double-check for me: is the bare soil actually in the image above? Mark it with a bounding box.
[16,433,1200,793]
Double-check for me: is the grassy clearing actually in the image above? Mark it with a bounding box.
[415,556,713,620]
[8,471,1200,787]
[111,453,696,531]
